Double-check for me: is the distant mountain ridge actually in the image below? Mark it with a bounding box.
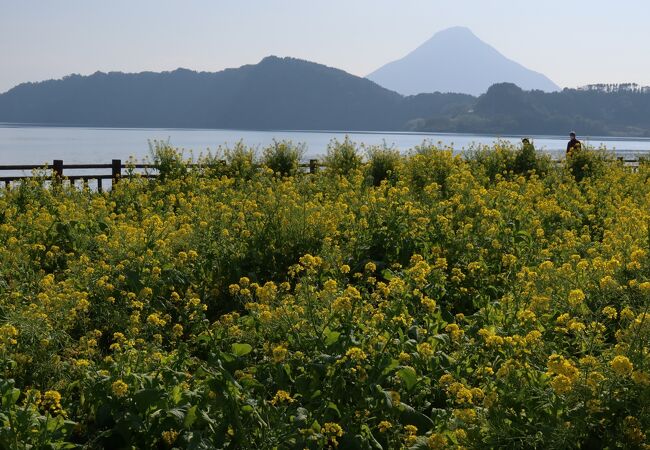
[413,82,650,136]
[0,56,473,130]
[367,27,560,96]
[2,55,650,136]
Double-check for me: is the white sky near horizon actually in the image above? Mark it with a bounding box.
[1,0,649,94]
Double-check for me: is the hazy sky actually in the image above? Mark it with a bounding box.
[2,0,649,94]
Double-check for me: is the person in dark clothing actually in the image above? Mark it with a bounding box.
[566,132,582,156]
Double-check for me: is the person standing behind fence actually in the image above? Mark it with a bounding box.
[566,131,582,157]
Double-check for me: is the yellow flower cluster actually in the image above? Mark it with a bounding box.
[42,390,63,415]
[547,354,580,394]
[322,422,344,447]
[270,389,295,405]
[111,380,129,398]
[345,347,367,362]
[611,355,633,376]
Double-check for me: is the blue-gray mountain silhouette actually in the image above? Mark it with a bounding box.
[2,56,650,136]
[0,56,473,130]
[367,26,560,96]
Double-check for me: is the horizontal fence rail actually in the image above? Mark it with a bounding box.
[0,157,644,192]
[0,159,322,192]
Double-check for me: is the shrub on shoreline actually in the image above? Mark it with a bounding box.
[261,140,305,177]
[366,144,402,186]
[323,136,363,176]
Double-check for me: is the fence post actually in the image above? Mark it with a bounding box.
[112,159,122,184]
[309,159,318,174]
[53,160,63,184]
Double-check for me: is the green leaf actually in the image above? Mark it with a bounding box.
[381,359,400,376]
[397,366,418,391]
[377,387,397,409]
[361,424,384,450]
[231,343,252,357]
[239,377,264,389]
[241,404,254,413]
[327,402,341,418]
[167,407,186,421]
[340,433,366,450]
[199,409,217,426]
[407,436,432,450]
[399,402,434,432]
[381,269,394,280]
[46,414,64,432]
[323,328,340,346]
[133,388,163,412]
[1,385,20,407]
[9,388,20,406]
[432,334,450,345]
[195,333,212,344]
[283,363,293,381]
[220,352,236,363]
[184,405,198,427]
[171,385,183,404]
[55,443,79,450]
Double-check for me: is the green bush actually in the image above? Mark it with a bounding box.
[464,142,517,182]
[404,142,459,195]
[262,140,305,177]
[149,140,188,181]
[566,146,614,182]
[222,141,257,180]
[465,140,552,182]
[323,137,363,176]
[514,141,552,177]
[366,145,402,186]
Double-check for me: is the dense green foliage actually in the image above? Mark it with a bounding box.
[0,57,473,131]
[417,82,650,136]
[322,137,363,176]
[464,140,552,181]
[261,141,306,177]
[0,141,649,449]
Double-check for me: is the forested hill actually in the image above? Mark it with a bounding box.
[2,57,650,136]
[0,56,473,131]
[414,83,650,136]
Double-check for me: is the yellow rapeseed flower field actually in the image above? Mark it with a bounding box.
[0,140,648,448]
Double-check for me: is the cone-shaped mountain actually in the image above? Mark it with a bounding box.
[367,26,560,96]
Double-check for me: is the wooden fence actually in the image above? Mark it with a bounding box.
[0,158,321,192]
[0,157,642,192]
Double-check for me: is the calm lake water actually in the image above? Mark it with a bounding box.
[2,124,650,166]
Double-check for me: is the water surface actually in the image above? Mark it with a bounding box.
[2,124,650,166]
